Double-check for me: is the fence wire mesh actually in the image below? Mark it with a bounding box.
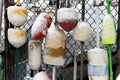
[0,0,119,80]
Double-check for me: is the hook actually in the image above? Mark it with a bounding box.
[93,0,104,7]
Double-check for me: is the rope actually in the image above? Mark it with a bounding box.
[17,0,20,6]
[81,0,85,21]
[80,0,86,79]
[95,0,100,48]
[80,42,84,80]
[73,41,77,80]
[55,0,59,25]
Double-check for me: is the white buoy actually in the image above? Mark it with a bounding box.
[7,6,28,27]
[73,21,92,41]
[116,74,120,80]
[8,28,27,48]
[33,72,51,80]
[28,40,41,70]
[43,25,66,66]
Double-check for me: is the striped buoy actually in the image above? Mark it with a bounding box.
[87,48,109,80]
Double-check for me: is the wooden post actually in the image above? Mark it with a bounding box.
[115,0,120,78]
[117,0,120,61]
[0,0,3,36]
[4,0,15,80]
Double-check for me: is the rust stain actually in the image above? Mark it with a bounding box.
[13,9,27,15]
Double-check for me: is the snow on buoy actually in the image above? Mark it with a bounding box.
[28,40,41,70]
[8,28,27,48]
[73,21,92,41]
[57,8,78,32]
[31,12,52,40]
[7,6,28,27]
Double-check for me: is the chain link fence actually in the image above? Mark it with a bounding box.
[0,0,119,80]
